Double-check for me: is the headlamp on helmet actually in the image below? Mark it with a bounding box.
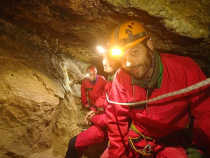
[110,46,123,57]
[108,21,149,59]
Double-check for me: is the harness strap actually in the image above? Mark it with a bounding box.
[128,137,153,156]
[129,123,154,156]
[130,123,153,141]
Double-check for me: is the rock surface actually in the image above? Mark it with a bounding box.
[0,48,90,158]
[0,0,209,75]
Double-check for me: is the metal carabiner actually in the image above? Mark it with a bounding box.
[143,144,153,153]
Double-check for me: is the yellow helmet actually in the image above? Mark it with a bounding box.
[108,20,149,58]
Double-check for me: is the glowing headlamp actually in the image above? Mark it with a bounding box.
[110,47,123,57]
[96,45,106,54]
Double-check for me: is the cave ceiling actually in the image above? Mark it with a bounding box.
[0,0,209,75]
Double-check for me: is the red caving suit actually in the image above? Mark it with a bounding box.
[105,53,210,158]
[81,75,107,111]
[75,78,112,153]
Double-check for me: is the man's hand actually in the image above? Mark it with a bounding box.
[84,104,90,109]
[85,110,96,125]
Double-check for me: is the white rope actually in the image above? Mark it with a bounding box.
[106,78,210,107]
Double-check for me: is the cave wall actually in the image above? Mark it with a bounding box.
[0,55,61,158]
[0,42,90,158]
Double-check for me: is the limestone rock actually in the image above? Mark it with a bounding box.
[0,53,89,158]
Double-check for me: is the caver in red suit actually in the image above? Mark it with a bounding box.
[105,53,210,158]
[81,75,107,111]
[65,80,112,158]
